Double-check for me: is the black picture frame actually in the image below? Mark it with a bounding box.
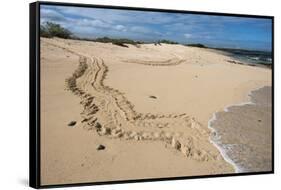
[29,1,274,189]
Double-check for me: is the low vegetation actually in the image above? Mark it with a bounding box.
[93,37,143,48]
[40,22,142,47]
[40,22,73,39]
[94,37,142,45]
[157,39,179,44]
[185,43,207,48]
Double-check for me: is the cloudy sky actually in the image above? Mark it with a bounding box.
[41,5,272,51]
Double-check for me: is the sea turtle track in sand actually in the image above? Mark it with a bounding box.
[122,53,186,66]
[45,40,223,162]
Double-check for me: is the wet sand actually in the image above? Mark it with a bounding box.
[209,86,272,172]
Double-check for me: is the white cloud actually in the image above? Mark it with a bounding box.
[114,25,126,32]
[184,33,192,38]
[44,5,180,25]
[76,18,110,29]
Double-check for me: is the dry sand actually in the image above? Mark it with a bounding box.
[40,37,272,185]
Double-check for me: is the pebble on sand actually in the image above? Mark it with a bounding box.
[94,122,102,130]
[97,144,106,150]
[68,121,77,127]
[149,95,157,99]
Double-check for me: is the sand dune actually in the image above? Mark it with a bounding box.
[40,37,271,185]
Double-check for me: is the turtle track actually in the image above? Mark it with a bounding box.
[122,54,186,66]
[45,40,223,162]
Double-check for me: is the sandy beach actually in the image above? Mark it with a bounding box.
[40,37,272,185]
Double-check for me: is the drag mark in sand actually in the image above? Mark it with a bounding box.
[122,53,186,66]
[45,40,228,163]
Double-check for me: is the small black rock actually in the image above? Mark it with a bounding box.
[97,144,106,150]
[258,119,262,122]
[149,95,157,99]
[68,121,77,127]
[95,122,102,130]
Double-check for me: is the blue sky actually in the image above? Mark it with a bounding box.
[41,5,272,51]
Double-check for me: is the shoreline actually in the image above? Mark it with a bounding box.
[206,48,272,69]
[208,85,272,173]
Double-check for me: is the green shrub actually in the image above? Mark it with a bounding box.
[112,41,129,48]
[40,25,51,38]
[93,37,143,47]
[157,39,179,44]
[40,22,72,39]
[94,37,142,45]
[186,43,206,48]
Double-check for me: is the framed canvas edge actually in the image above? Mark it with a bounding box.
[29,1,275,189]
[30,1,41,189]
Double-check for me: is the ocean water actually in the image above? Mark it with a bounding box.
[209,86,272,173]
[217,48,272,66]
